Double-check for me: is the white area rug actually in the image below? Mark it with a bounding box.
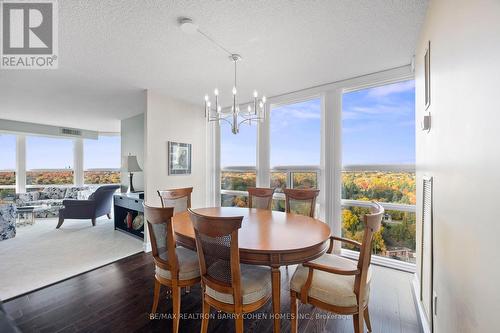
[0,217,143,300]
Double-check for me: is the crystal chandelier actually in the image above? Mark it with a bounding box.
[204,54,267,134]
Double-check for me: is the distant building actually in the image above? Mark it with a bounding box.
[386,247,415,263]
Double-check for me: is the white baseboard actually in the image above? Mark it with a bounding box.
[143,241,152,253]
[411,274,432,333]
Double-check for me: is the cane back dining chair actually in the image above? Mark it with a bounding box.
[289,202,384,333]
[157,187,193,214]
[144,204,201,333]
[188,209,272,333]
[283,188,320,218]
[247,187,275,210]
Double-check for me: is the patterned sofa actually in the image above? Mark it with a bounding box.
[15,186,94,218]
[0,204,16,241]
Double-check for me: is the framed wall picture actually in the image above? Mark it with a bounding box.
[424,40,431,110]
[168,141,192,175]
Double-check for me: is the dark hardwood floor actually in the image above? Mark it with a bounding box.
[4,253,420,333]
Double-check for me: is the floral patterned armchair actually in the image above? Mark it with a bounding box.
[0,204,16,241]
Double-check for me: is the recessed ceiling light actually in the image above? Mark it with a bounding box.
[178,17,198,34]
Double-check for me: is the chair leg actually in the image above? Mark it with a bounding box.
[107,213,111,219]
[290,291,298,333]
[364,306,372,332]
[172,287,181,333]
[56,217,64,229]
[235,313,244,333]
[91,218,96,226]
[201,296,210,333]
[353,313,364,333]
[151,279,161,313]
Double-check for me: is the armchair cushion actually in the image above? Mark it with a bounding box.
[205,264,271,305]
[290,253,372,308]
[155,247,200,281]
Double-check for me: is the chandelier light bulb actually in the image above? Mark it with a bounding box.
[247,105,252,112]
[262,96,266,103]
[207,101,211,107]
[259,101,264,108]
[204,95,209,102]
[253,90,258,98]
[232,86,237,95]
[214,88,219,96]
[217,106,221,112]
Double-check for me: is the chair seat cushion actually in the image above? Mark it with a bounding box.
[290,253,371,308]
[155,246,200,281]
[206,264,272,305]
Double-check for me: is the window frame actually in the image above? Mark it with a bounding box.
[210,66,415,271]
[25,134,75,187]
[340,78,416,269]
[83,134,121,186]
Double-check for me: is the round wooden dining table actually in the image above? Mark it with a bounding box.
[172,207,331,333]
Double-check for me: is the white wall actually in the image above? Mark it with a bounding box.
[144,91,206,208]
[416,1,500,332]
[121,113,145,192]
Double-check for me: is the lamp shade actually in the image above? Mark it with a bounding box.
[125,155,142,172]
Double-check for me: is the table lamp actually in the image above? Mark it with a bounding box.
[126,155,142,193]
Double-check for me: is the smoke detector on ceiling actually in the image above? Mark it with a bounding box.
[179,17,198,34]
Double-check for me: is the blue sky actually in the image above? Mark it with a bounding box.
[0,135,120,170]
[342,80,415,165]
[221,80,415,167]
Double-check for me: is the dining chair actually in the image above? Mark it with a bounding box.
[157,187,193,213]
[188,209,272,333]
[289,202,384,333]
[247,187,275,210]
[283,188,320,218]
[144,204,201,333]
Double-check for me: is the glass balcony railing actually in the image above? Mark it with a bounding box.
[220,165,416,270]
[341,166,416,268]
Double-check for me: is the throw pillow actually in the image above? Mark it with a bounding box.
[41,187,67,200]
[17,192,39,203]
[77,189,94,200]
[65,186,89,199]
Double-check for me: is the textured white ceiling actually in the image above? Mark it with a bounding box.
[0,0,428,132]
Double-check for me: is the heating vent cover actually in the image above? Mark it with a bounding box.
[420,176,433,324]
[60,128,82,136]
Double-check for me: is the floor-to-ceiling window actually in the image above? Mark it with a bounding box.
[0,133,16,202]
[342,80,416,263]
[26,136,74,188]
[270,98,321,211]
[84,135,121,185]
[220,121,257,207]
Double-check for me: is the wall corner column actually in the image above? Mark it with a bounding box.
[324,89,343,253]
